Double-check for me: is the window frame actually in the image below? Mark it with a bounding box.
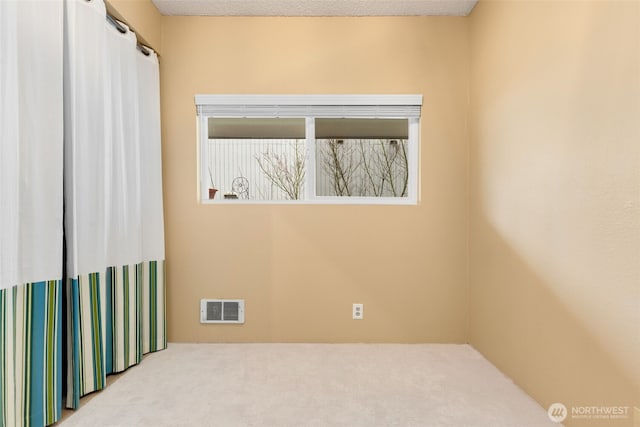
[195,94,422,205]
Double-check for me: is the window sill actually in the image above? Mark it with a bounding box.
[201,197,418,206]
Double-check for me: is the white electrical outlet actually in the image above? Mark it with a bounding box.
[353,303,363,320]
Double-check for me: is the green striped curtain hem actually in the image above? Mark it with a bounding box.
[65,260,166,409]
[106,263,142,374]
[65,273,106,409]
[1,281,62,427]
[143,260,166,353]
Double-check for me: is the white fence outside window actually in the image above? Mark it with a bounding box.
[207,138,409,201]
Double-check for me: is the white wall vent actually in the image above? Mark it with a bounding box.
[200,299,245,324]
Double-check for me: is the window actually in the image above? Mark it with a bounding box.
[207,118,306,201]
[196,95,422,204]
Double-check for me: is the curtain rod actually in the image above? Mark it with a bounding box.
[105,14,126,34]
[86,0,151,56]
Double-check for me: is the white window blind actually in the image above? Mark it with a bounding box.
[195,95,422,118]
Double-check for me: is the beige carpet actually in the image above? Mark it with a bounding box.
[59,343,557,427]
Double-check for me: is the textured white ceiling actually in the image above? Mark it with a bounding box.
[151,0,478,17]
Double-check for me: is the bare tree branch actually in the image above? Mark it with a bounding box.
[317,138,410,198]
[256,140,306,200]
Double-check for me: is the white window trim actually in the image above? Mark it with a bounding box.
[196,94,422,205]
[195,94,422,107]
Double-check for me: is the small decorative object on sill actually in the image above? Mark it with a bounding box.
[224,192,238,199]
[207,168,217,199]
[231,176,250,199]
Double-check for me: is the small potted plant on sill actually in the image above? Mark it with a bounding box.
[208,168,218,200]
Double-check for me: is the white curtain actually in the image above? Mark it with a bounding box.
[64,0,166,410]
[0,0,64,290]
[63,0,109,408]
[103,19,144,378]
[138,46,166,265]
[2,0,166,423]
[0,2,20,289]
[65,1,166,278]
[1,2,65,426]
[137,47,166,354]
[64,0,107,279]
[105,22,143,267]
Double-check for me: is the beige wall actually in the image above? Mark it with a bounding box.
[160,16,470,343]
[106,0,162,53]
[108,1,640,422]
[469,1,640,425]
